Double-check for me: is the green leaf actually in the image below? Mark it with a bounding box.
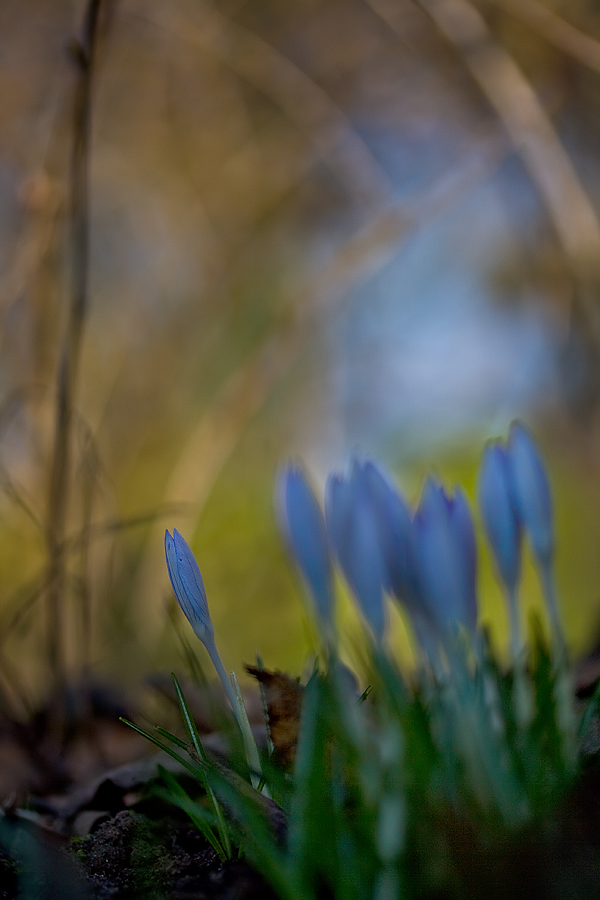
[171,672,207,761]
[154,765,228,860]
[169,674,233,857]
[119,717,203,781]
[155,726,188,750]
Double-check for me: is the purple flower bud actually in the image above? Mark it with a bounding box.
[165,529,214,644]
[414,479,478,633]
[478,442,522,592]
[278,465,334,630]
[359,461,420,611]
[325,460,388,644]
[508,422,553,566]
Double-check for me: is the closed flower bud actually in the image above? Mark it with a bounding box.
[414,479,478,634]
[278,465,334,632]
[359,460,420,612]
[478,442,522,592]
[325,460,388,644]
[508,422,553,567]
[165,529,214,645]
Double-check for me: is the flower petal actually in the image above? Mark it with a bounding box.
[478,442,521,591]
[508,422,553,565]
[414,480,478,633]
[278,465,334,630]
[165,529,213,642]
[326,461,387,644]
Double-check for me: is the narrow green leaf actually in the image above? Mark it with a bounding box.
[171,672,206,760]
[205,766,307,900]
[169,678,234,858]
[119,717,203,781]
[155,726,188,750]
[155,765,227,860]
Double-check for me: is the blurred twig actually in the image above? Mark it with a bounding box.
[0,503,189,663]
[74,421,101,675]
[489,0,600,75]
[45,0,105,691]
[0,463,43,534]
[368,0,600,337]
[139,0,396,203]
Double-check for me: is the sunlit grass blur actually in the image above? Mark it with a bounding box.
[2,0,600,711]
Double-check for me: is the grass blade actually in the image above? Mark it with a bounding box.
[155,764,227,860]
[171,672,206,760]
[119,717,203,781]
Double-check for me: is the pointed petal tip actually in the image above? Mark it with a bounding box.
[277,462,334,630]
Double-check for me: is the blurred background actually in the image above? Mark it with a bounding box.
[2,0,600,709]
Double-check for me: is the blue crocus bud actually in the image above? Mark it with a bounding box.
[325,460,388,645]
[359,461,441,662]
[414,479,478,634]
[359,461,420,610]
[507,422,565,657]
[165,529,214,645]
[278,465,334,635]
[507,422,553,567]
[165,529,266,787]
[478,442,522,593]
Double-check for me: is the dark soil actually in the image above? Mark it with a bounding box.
[0,844,18,899]
[74,809,278,900]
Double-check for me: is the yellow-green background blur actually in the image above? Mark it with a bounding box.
[2,0,600,707]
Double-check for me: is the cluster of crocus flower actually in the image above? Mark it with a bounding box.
[279,422,563,667]
[164,420,561,688]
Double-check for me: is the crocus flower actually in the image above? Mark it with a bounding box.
[413,479,478,635]
[357,461,439,656]
[278,465,334,636]
[165,529,265,787]
[478,441,523,660]
[507,422,565,655]
[325,460,388,645]
[359,461,417,604]
[507,422,553,568]
[165,529,236,710]
[479,443,522,593]
[165,528,214,644]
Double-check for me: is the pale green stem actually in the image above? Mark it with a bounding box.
[538,561,575,764]
[231,670,267,793]
[413,616,444,681]
[204,633,266,793]
[506,584,522,665]
[539,560,566,661]
[204,634,239,715]
[555,662,577,769]
[507,583,532,726]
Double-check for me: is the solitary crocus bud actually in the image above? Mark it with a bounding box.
[507,422,553,567]
[165,529,266,788]
[278,466,334,635]
[165,529,214,645]
[326,460,388,645]
[414,479,478,634]
[478,442,522,593]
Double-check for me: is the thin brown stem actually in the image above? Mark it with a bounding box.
[489,0,600,76]
[46,0,103,692]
